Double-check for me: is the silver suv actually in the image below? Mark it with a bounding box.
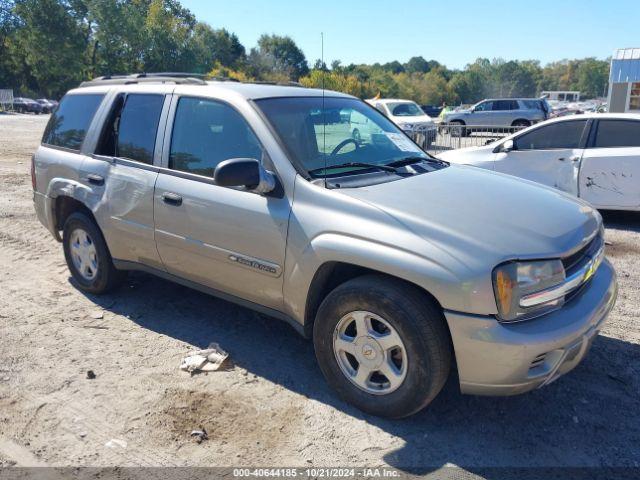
[444,98,551,128]
[32,75,617,418]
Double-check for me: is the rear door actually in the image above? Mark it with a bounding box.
[153,95,291,310]
[492,100,517,126]
[86,91,169,269]
[579,119,640,209]
[493,119,589,194]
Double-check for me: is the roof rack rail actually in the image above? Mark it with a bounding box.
[79,72,207,87]
[250,80,304,87]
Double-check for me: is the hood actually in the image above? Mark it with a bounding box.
[339,164,600,271]
[436,144,496,165]
[392,114,434,125]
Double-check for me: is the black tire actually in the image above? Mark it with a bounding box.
[450,120,468,137]
[62,212,126,294]
[512,119,530,128]
[313,275,452,418]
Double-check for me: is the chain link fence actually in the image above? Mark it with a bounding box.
[410,124,528,155]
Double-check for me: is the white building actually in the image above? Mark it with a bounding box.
[541,91,581,102]
[608,48,640,113]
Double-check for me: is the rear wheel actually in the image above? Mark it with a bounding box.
[62,212,126,294]
[313,275,451,418]
[449,120,467,137]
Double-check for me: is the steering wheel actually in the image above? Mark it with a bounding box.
[330,138,359,157]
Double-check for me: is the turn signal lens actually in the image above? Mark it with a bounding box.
[495,269,514,315]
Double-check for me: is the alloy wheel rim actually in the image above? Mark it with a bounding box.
[333,310,408,395]
[69,228,98,281]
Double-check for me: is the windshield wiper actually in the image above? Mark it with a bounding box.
[386,156,448,168]
[308,162,398,175]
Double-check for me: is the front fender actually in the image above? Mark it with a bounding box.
[282,232,467,326]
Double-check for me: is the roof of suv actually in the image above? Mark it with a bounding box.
[481,98,544,102]
[70,80,354,101]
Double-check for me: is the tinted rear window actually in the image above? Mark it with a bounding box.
[595,120,640,148]
[42,94,104,150]
[493,100,519,110]
[117,94,164,164]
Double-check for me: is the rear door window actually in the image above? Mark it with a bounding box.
[42,94,104,150]
[514,120,587,150]
[594,120,640,148]
[493,100,518,111]
[116,94,164,164]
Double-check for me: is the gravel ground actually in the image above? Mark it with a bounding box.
[0,113,639,475]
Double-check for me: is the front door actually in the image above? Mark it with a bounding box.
[468,100,494,126]
[579,119,640,209]
[153,96,291,310]
[493,119,589,195]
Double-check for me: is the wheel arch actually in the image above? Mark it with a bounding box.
[54,196,98,236]
[303,261,447,339]
[511,118,531,126]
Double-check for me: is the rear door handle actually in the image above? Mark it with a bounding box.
[86,174,104,186]
[161,192,182,206]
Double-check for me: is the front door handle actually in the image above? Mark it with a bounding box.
[161,192,182,206]
[86,174,104,186]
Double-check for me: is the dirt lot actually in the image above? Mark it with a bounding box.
[0,113,639,475]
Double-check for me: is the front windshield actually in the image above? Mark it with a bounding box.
[255,97,428,177]
[388,102,424,117]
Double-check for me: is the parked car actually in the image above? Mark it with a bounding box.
[35,99,58,113]
[442,98,552,130]
[421,104,443,118]
[32,75,617,418]
[437,114,640,211]
[13,97,44,114]
[366,98,437,146]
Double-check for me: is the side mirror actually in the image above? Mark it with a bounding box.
[501,139,514,153]
[214,158,276,194]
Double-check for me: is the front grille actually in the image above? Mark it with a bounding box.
[562,232,604,275]
[530,353,547,369]
[562,231,605,304]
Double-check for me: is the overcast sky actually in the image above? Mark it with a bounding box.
[181,0,639,69]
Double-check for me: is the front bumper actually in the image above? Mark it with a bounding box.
[445,259,617,396]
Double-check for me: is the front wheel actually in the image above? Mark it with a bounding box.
[62,212,126,294]
[313,275,452,418]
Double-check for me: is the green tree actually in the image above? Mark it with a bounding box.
[191,24,245,72]
[142,0,196,72]
[248,34,308,81]
[12,0,89,96]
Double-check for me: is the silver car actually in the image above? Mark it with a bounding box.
[32,75,617,418]
[444,98,551,129]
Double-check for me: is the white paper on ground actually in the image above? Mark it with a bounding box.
[180,343,229,373]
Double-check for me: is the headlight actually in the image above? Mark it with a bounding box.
[492,259,565,322]
[399,123,414,130]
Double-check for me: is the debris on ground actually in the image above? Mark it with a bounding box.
[89,311,104,319]
[104,439,127,450]
[86,370,96,380]
[190,429,208,444]
[180,343,230,374]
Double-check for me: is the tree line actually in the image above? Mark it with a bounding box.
[0,0,610,103]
